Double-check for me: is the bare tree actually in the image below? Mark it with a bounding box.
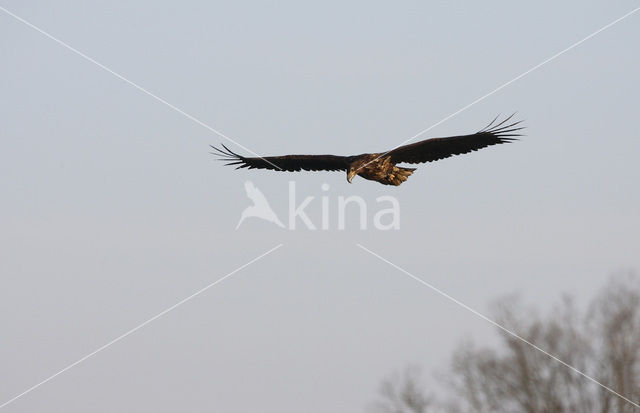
[369,365,434,413]
[588,273,640,412]
[371,274,640,413]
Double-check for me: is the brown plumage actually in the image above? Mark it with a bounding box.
[212,114,523,186]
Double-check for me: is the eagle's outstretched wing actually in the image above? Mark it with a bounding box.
[386,114,524,165]
[212,144,349,172]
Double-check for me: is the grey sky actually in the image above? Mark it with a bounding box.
[2,1,639,411]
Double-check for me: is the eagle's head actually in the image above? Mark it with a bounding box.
[347,168,358,183]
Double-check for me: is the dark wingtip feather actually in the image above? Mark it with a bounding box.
[479,113,525,139]
[210,143,247,166]
[479,114,501,132]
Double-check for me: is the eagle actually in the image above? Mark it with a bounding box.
[212,114,523,186]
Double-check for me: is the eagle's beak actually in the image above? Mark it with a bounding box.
[347,170,356,183]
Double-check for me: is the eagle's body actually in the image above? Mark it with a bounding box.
[212,115,523,186]
[347,154,416,186]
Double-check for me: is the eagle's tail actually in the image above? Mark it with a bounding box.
[390,167,416,186]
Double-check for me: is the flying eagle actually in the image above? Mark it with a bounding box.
[212,114,523,186]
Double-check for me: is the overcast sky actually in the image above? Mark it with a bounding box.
[2,1,640,411]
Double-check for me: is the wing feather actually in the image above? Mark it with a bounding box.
[387,114,524,165]
[211,144,349,172]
